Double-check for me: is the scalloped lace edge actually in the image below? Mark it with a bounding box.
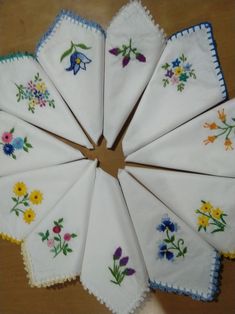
[0,52,34,64]
[0,232,22,245]
[80,276,150,314]
[107,0,167,41]
[21,241,79,287]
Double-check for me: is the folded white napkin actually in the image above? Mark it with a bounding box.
[118,169,221,300]
[80,168,149,314]
[103,0,166,147]
[0,110,83,176]
[36,10,105,144]
[123,22,228,156]
[126,98,235,178]
[22,160,97,287]
[0,159,93,243]
[125,166,235,258]
[0,53,92,148]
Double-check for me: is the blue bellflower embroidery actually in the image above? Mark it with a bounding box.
[66,51,91,75]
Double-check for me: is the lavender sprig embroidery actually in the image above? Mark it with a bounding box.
[108,247,136,286]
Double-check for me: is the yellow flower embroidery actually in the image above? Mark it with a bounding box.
[203,136,217,145]
[36,82,46,93]
[174,66,183,76]
[29,190,43,205]
[211,208,223,220]
[13,182,27,197]
[224,138,233,151]
[217,109,226,122]
[200,201,213,213]
[197,215,209,228]
[203,122,218,130]
[23,208,36,224]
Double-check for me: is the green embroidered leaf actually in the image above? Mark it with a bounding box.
[12,197,18,202]
[198,225,202,232]
[183,247,187,254]
[170,235,175,242]
[15,211,19,217]
[108,267,116,278]
[211,228,223,234]
[75,43,91,50]
[232,118,235,122]
[54,220,59,226]
[58,218,63,223]
[26,143,32,148]
[63,249,67,256]
[180,54,187,62]
[10,128,15,133]
[161,63,170,70]
[201,200,206,203]
[220,216,227,224]
[177,83,185,92]
[60,45,74,62]
[71,233,77,238]
[54,236,60,241]
[163,238,171,243]
[45,230,50,238]
[23,146,29,153]
[12,154,16,160]
[38,232,44,238]
[163,79,169,87]
[67,248,72,253]
[23,202,29,206]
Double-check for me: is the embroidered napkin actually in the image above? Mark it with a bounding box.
[22,160,97,287]
[118,169,221,300]
[126,98,235,178]
[103,0,166,147]
[125,166,235,258]
[80,168,149,314]
[0,53,92,148]
[0,159,93,242]
[36,10,105,144]
[0,111,83,176]
[123,22,228,156]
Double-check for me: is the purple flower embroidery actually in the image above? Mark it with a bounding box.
[165,69,174,78]
[109,38,146,68]
[108,246,136,286]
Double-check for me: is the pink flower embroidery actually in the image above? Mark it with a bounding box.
[170,75,179,85]
[47,239,55,248]
[1,132,13,143]
[64,233,71,241]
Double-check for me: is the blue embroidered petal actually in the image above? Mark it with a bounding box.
[172,58,181,67]
[80,62,86,70]
[73,63,80,75]
[76,52,91,64]
[3,143,14,155]
[166,250,174,261]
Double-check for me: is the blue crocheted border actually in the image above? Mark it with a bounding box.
[168,22,228,101]
[149,250,221,301]
[35,9,106,57]
[0,52,35,63]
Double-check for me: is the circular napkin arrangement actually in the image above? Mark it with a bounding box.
[0,1,234,314]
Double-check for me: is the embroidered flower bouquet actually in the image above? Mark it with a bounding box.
[0,1,235,314]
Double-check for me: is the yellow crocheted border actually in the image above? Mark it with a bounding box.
[21,241,79,287]
[222,251,235,259]
[0,232,22,245]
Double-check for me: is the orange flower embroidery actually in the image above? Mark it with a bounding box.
[203,108,235,151]
[203,136,217,145]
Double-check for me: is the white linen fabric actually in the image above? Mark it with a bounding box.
[0,159,93,242]
[126,99,235,177]
[81,168,149,314]
[118,169,220,301]
[125,166,235,255]
[22,160,97,287]
[104,0,166,148]
[0,54,92,148]
[0,111,83,176]
[36,10,105,144]
[123,22,227,156]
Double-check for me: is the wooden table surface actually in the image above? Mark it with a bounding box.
[0,0,235,313]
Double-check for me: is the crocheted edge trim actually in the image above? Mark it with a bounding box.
[168,22,228,101]
[0,52,35,64]
[35,9,106,58]
[0,232,22,245]
[80,276,150,314]
[21,241,79,288]
[107,0,167,41]
[149,250,221,301]
[222,251,235,259]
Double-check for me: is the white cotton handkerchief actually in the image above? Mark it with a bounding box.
[125,166,235,256]
[0,159,93,242]
[36,10,105,144]
[81,168,149,314]
[123,22,227,156]
[126,99,235,177]
[22,160,97,287]
[0,111,83,176]
[0,54,92,148]
[104,0,166,147]
[118,169,220,301]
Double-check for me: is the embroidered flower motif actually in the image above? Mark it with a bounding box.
[162,54,196,91]
[203,108,235,151]
[195,200,228,233]
[109,38,146,68]
[60,41,92,75]
[10,182,43,224]
[15,73,55,113]
[108,246,136,286]
[38,218,77,258]
[156,215,187,261]
[0,128,33,159]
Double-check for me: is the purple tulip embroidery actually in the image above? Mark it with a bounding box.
[156,215,188,261]
[108,246,136,286]
[0,128,33,159]
[60,41,92,75]
[109,38,146,68]
[162,54,196,92]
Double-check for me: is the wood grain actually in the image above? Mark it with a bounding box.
[0,1,235,313]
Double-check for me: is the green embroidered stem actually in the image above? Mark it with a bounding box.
[60,41,91,62]
[166,229,187,258]
[109,260,125,286]
[195,210,226,231]
[10,194,29,216]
